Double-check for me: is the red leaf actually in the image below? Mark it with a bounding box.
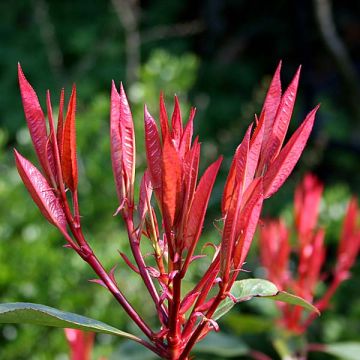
[184,157,222,249]
[57,88,65,155]
[220,178,243,278]
[18,64,52,181]
[14,149,66,229]
[221,125,252,215]
[138,170,152,221]
[179,107,196,158]
[263,105,319,198]
[110,81,125,205]
[260,61,282,146]
[144,106,162,198]
[171,95,183,147]
[246,112,264,187]
[233,180,264,269]
[119,83,135,189]
[264,66,301,164]
[159,92,169,141]
[61,85,78,192]
[162,136,182,229]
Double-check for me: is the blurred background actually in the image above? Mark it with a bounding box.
[0,0,359,359]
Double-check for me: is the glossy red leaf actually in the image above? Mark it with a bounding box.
[246,111,264,187]
[18,64,52,180]
[14,149,66,229]
[159,92,169,141]
[171,95,182,147]
[260,61,282,147]
[57,88,65,154]
[179,108,195,158]
[119,83,135,189]
[110,81,125,205]
[263,105,319,198]
[221,125,252,215]
[184,157,222,249]
[162,136,182,228]
[138,170,152,221]
[220,178,243,278]
[264,67,301,164]
[233,180,264,269]
[144,106,162,198]
[62,85,78,192]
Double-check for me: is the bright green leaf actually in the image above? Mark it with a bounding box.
[213,279,318,321]
[0,303,139,341]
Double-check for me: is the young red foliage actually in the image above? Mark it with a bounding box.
[260,174,360,333]
[61,86,78,193]
[16,63,319,360]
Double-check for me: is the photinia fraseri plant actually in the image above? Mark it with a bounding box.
[259,174,360,359]
[0,62,319,360]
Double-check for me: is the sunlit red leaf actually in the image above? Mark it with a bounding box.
[263,105,319,198]
[119,83,135,189]
[144,106,162,198]
[260,61,282,147]
[162,136,182,228]
[18,64,52,181]
[14,149,66,229]
[138,170,152,221]
[222,125,252,215]
[57,88,65,154]
[62,85,78,192]
[265,66,301,162]
[233,180,264,269]
[179,107,196,157]
[110,81,125,205]
[184,157,222,249]
[159,92,169,141]
[171,95,182,147]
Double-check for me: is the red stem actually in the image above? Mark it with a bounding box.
[124,214,168,325]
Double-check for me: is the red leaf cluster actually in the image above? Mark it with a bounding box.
[260,174,360,333]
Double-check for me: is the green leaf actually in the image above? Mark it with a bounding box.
[0,303,139,341]
[269,291,319,314]
[320,342,360,360]
[213,279,318,321]
[193,332,249,357]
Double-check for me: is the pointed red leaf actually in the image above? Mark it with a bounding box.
[171,95,183,147]
[61,85,78,192]
[14,149,66,229]
[179,107,195,158]
[45,91,60,184]
[110,81,125,205]
[233,180,264,268]
[220,178,243,278]
[18,64,52,181]
[264,66,301,163]
[246,111,264,187]
[138,170,152,221]
[144,106,162,198]
[184,157,222,249]
[222,125,252,215]
[263,105,319,198]
[159,92,169,141]
[57,88,65,154]
[162,136,182,228]
[260,61,282,146]
[119,83,135,189]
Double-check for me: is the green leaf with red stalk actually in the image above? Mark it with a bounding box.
[213,278,319,321]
